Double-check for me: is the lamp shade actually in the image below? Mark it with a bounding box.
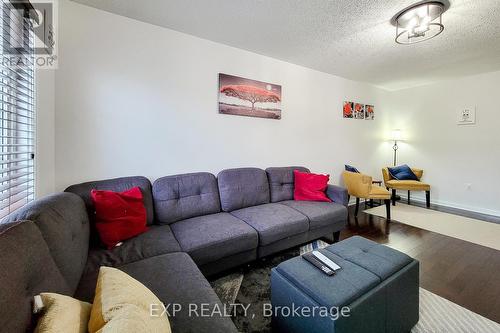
[391,129,403,141]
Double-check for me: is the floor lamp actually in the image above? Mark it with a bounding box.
[390,129,403,166]
[390,129,403,201]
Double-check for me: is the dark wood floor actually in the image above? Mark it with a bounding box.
[342,204,500,324]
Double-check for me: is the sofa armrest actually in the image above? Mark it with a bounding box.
[326,184,349,207]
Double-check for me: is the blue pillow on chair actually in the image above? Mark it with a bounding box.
[388,165,419,181]
[345,165,360,173]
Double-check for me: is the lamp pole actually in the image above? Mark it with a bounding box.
[390,129,402,166]
[393,140,398,166]
[390,129,403,202]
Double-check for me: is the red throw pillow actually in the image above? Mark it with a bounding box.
[293,170,332,202]
[90,187,148,249]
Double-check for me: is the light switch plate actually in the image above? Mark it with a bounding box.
[457,107,475,125]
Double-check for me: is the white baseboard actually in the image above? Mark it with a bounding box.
[400,195,500,218]
[347,194,500,218]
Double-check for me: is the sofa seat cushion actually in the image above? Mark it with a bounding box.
[230,203,309,246]
[171,212,258,265]
[324,236,413,279]
[119,253,238,333]
[74,225,181,302]
[279,200,347,230]
[386,179,430,191]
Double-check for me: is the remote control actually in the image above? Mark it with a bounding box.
[302,253,335,276]
[312,251,341,271]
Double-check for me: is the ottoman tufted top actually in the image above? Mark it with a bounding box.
[274,236,415,309]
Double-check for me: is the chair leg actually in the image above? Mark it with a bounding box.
[426,191,430,208]
[385,199,391,220]
[333,231,341,243]
[407,190,410,205]
[391,189,396,206]
[355,197,360,216]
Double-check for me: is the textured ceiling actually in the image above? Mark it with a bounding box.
[70,0,500,90]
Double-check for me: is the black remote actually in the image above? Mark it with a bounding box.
[302,253,335,276]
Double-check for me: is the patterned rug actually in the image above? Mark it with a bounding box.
[210,240,500,333]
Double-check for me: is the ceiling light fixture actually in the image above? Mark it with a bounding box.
[391,1,450,45]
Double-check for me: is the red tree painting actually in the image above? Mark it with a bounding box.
[220,85,281,110]
[218,73,282,119]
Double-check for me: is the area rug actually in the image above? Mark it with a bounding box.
[210,272,244,309]
[364,203,500,251]
[211,241,500,332]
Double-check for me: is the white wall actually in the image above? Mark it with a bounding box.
[384,71,500,216]
[54,0,388,191]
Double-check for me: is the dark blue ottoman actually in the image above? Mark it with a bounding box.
[271,236,419,333]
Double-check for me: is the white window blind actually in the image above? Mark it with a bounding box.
[0,0,35,219]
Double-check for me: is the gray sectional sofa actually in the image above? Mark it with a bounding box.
[0,166,348,333]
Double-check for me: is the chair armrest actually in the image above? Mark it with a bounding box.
[326,184,349,207]
[342,171,372,199]
[382,168,391,185]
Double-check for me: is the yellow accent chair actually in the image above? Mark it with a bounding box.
[342,171,392,220]
[382,167,431,207]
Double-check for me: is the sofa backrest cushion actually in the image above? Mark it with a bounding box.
[0,221,71,333]
[2,193,90,294]
[65,176,154,226]
[265,166,310,202]
[217,168,270,212]
[153,172,221,224]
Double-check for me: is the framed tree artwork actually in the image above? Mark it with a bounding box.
[218,73,282,119]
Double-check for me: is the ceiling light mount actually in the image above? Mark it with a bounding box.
[391,1,449,45]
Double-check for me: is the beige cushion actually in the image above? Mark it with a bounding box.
[34,293,91,333]
[386,180,430,191]
[368,185,391,199]
[89,266,171,333]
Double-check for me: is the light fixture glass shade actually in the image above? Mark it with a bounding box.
[390,129,403,141]
[393,1,446,44]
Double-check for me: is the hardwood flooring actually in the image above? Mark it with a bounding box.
[342,204,500,324]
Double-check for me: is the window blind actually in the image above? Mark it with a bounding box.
[0,0,35,219]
